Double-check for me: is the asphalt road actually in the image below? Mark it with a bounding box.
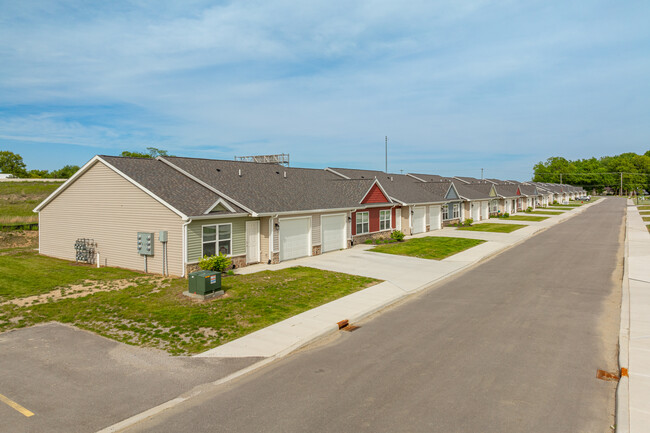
[0,323,261,433]
[125,198,625,433]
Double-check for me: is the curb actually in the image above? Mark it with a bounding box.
[616,202,631,433]
[96,200,602,433]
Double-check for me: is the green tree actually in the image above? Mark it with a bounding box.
[120,148,172,158]
[50,165,80,179]
[0,151,28,177]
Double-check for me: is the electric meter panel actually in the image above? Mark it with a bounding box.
[137,232,154,256]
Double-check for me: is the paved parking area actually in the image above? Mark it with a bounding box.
[0,323,260,433]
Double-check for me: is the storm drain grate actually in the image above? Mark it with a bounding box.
[596,369,620,382]
[337,319,360,332]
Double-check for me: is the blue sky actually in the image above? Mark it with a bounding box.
[1,0,649,180]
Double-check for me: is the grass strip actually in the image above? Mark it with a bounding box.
[0,266,378,355]
[0,250,141,301]
[528,211,564,215]
[370,236,485,260]
[504,215,549,222]
[457,223,526,233]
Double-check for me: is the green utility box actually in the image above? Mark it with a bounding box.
[188,270,221,295]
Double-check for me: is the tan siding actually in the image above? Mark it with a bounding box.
[260,216,270,263]
[312,214,321,246]
[401,208,410,235]
[39,161,183,276]
[272,217,279,252]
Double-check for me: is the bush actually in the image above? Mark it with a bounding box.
[502,212,510,218]
[464,218,473,226]
[390,230,405,241]
[198,253,232,273]
[525,207,533,213]
[553,200,559,205]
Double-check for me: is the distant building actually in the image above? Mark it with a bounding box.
[0,173,12,179]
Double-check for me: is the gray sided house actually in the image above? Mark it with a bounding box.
[452,183,495,222]
[36,155,393,277]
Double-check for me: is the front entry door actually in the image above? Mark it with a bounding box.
[246,220,260,264]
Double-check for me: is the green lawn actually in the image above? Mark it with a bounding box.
[456,223,526,233]
[0,249,141,301]
[546,207,574,210]
[370,236,485,260]
[643,216,650,222]
[0,251,378,355]
[528,211,564,215]
[0,182,63,225]
[505,215,549,222]
[647,225,650,233]
[637,206,650,210]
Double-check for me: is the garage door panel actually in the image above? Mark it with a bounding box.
[322,214,346,253]
[412,206,426,234]
[429,205,441,230]
[280,218,310,261]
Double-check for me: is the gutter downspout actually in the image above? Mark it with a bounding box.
[182,218,192,278]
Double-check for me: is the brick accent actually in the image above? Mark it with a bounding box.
[312,245,322,256]
[442,219,461,227]
[185,254,247,278]
[270,252,280,264]
[352,230,392,245]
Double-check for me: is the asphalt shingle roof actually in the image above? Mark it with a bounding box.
[100,156,230,217]
[159,157,387,214]
[327,168,446,204]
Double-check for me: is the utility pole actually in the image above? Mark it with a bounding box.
[620,172,623,196]
[385,136,388,173]
[560,173,562,184]
[481,168,484,179]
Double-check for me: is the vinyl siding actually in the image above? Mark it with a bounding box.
[361,184,389,204]
[39,161,184,276]
[187,216,258,263]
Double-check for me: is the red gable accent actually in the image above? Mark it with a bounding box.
[361,184,389,204]
[516,187,521,195]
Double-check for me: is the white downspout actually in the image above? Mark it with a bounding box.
[181,218,192,277]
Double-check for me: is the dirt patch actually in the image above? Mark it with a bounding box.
[1,277,168,307]
[0,230,38,249]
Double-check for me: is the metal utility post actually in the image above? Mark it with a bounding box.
[481,168,484,179]
[560,173,562,184]
[385,136,388,173]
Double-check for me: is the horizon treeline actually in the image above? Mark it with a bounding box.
[533,151,650,194]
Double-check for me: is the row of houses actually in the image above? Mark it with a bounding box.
[34,155,586,277]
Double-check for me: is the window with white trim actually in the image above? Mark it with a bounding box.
[443,204,450,220]
[453,203,459,219]
[202,223,232,256]
[356,212,369,234]
[379,210,391,231]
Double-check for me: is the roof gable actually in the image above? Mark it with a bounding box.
[361,182,390,204]
[445,184,459,200]
[489,185,496,197]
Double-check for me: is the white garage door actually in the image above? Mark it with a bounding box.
[429,205,441,230]
[321,214,346,253]
[481,201,489,220]
[280,217,310,261]
[412,206,426,234]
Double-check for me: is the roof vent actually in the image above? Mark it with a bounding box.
[216,168,221,172]
[283,171,287,178]
[390,176,394,181]
[276,171,280,174]
[238,169,242,177]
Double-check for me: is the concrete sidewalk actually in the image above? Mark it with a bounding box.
[619,201,650,432]
[196,201,599,359]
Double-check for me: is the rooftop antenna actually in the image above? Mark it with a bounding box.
[385,136,388,173]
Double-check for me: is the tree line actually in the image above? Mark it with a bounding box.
[0,148,172,179]
[533,151,650,194]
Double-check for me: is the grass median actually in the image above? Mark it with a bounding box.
[370,236,485,260]
[0,250,379,355]
[528,211,564,215]
[501,215,549,222]
[456,223,526,233]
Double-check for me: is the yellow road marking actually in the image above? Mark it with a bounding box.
[0,393,34,417]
